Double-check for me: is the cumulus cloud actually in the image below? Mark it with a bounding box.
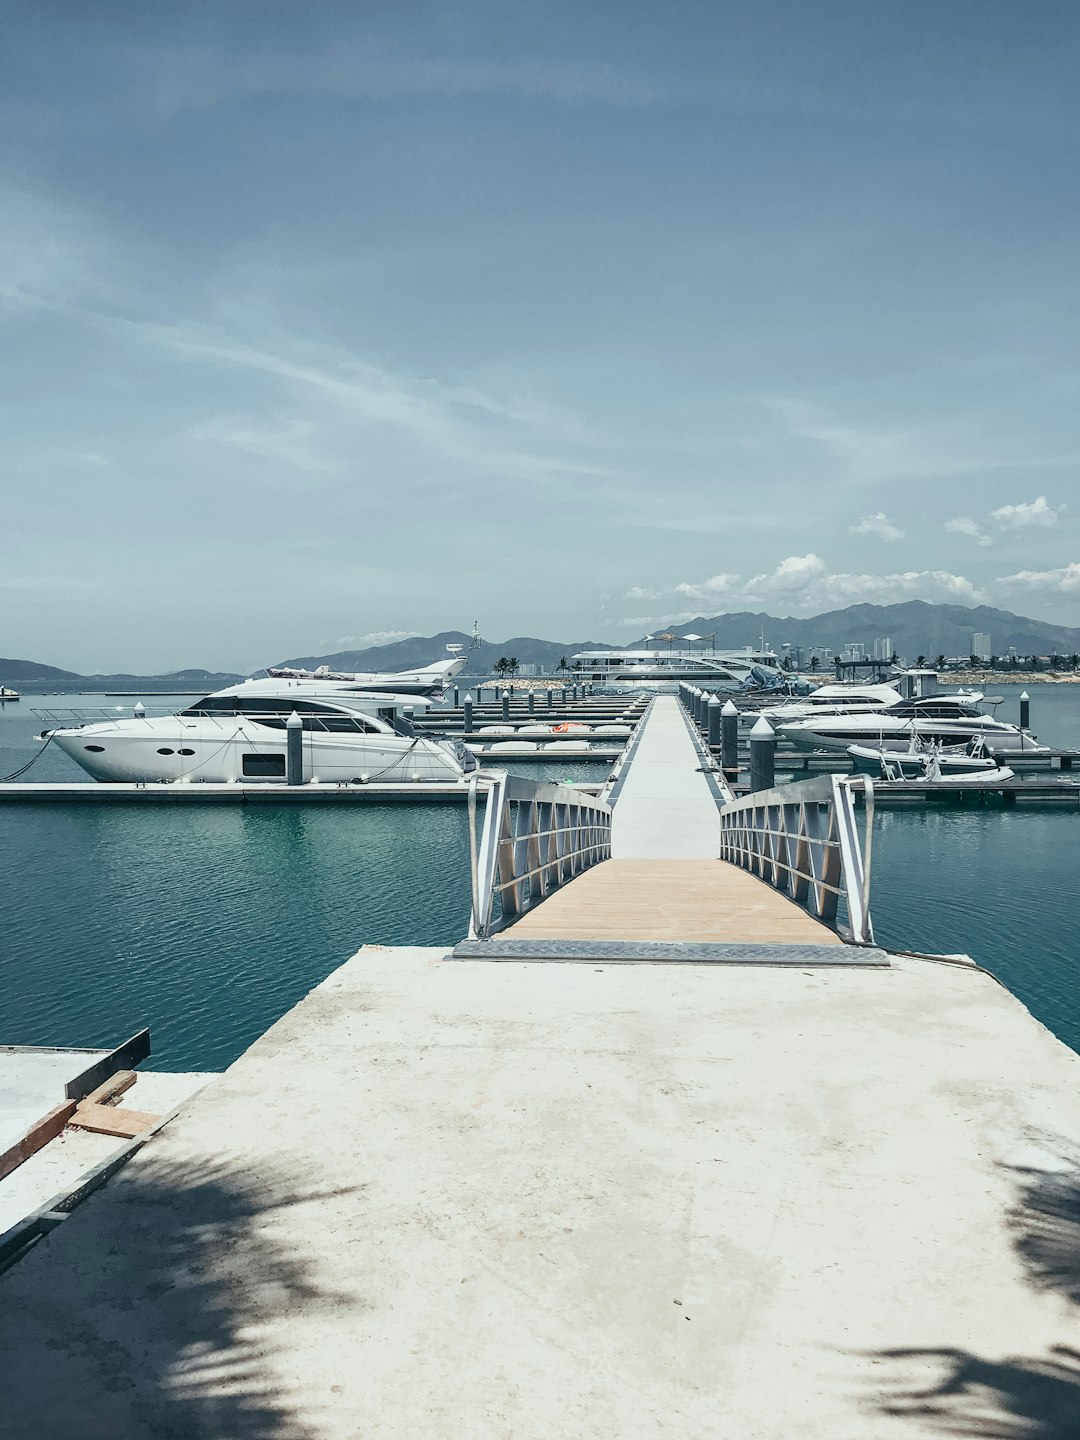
[849,512,904,542]
[989,495,1065,530]
[944,516,993,547]
[997,563,1080,594]
[622,554,984,617]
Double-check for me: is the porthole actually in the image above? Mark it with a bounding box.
[84,744,105,752]
[156,748,175,756]
[178,747,194,756]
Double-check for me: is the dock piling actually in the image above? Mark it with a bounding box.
[749,717,776,793]
[707,693,722,748]
[721,700,739,778]
[501,690,511,723]
[1020,690,1030,731]
[463,693,474,734]
[286,711,304,786]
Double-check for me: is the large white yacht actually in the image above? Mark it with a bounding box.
[751,681,903,726]
[41,676,477,784]
[264,655,465,696]
[571,646,781,691]
[777,693,1044,753]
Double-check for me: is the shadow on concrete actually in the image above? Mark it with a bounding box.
[0,1145,360,1439]
[1007,1139,1080,1309]
[870,1345,1080,1439]
[863,1136,1080,1438]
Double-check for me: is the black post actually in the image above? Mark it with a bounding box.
[1020,689,1030,731]
[528,690,535,714]
[707,693,721,748]
[721,700,739,778]
[749,717,776,792]
[501,690,511,723]
[463,693,474,734]
[286,711,304,786]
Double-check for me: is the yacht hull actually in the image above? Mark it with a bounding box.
[49,718,466,784]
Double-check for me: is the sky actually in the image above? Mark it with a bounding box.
[2,0,1079,672]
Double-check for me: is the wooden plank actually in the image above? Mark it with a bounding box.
[69,1103,160,1139]
[65,1029,150,1101]
[81,1070,136,1108]
[0,1101,78,1183]
[508,859,840,945]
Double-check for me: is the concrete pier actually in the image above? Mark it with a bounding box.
[3,945,1080,1437]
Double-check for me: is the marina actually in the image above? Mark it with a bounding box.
[3,686,1080,1435]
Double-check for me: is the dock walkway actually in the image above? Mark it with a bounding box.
[4,946,1080,1438]
[510,696,837,947]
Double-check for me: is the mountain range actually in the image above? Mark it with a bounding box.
[3,600,1079,689]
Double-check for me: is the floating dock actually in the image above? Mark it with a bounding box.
[3,695,1079,1436]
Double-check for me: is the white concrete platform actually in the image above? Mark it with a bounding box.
[2,946,1079,1437]
[610,696,721,859]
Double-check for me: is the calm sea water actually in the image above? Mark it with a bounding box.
[1,685,1078,1068]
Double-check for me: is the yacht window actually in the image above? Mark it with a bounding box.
[156,748,175,755]
[242,753,286,777]
[178,748,195,756]
[84,744,105,752]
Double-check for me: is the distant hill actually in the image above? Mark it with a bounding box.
[275,631,619,675]
[629,601,1080,661]
[0,658,244,691]
[6,598,1079,689]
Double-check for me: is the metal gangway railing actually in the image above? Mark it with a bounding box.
[467,773,612,939]
[718,773,875,944]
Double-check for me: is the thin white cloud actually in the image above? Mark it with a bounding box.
[673,573,738,598]
[849,512,904,542]
[997,563,1080,594]
[945,516,993,547]
[988,495,1065,530]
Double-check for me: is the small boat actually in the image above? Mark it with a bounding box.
[879,752,1015,787]
[848,737,999,778]
[0,686,20,701]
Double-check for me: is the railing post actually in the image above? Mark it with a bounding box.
[749,717,775,792]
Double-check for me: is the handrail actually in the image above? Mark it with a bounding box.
[718,773,875,944]
[467,773,612,938]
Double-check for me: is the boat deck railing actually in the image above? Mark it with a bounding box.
[718,773,875,944]
[467,773,612,939]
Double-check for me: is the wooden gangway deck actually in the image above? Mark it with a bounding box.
[506,696,840,949]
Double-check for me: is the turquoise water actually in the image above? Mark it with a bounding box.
[1,685,1078,1069]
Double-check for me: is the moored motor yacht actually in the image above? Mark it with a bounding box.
[777,692,1047,754]
[40,676,477,784]
[265,655,465,696]
[750,682,903,726]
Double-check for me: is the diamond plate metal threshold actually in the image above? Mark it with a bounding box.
[449,939,890,966]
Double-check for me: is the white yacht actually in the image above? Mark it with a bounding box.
[777,693,1045,754]
[751,682,903,726]
[571,646,781,691]
[265,655,465,696]
[40,676,477,784]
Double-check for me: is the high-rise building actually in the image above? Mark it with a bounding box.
[872,636,893,661]
[972,632,991,660]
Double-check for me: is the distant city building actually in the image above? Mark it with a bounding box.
[842,643,864,662]
[972,632,991,660]
[871,636,893,661]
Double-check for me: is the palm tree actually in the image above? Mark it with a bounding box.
[493,656,509,677]
[935,654,947,672]
[556,656,569,673]
[915,655,927,669]
[508,656,518,677]
[809,656,820,672]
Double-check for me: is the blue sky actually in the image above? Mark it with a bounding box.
[2,0,1079,670]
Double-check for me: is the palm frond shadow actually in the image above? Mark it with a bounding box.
[861,1133,1080,1439]
[0,1148,363,1439]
